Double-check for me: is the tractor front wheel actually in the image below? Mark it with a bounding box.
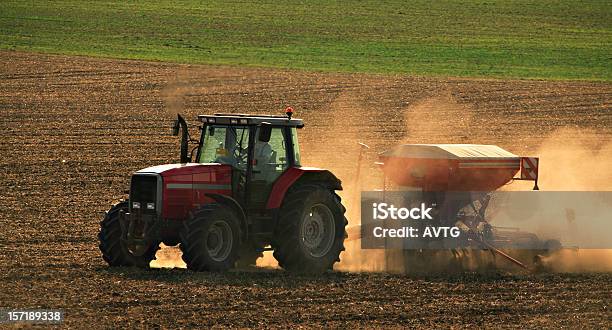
[179,204,241,271]
[98,201,160,268]
[272,184,347,274]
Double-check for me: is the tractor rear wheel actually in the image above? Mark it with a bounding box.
[98,201,160,268]
[272,184,347,274]
[179,204,241,271]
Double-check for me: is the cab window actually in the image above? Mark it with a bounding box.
[291,127,301,166]
[252,127,288,182]
[199,125,249,169]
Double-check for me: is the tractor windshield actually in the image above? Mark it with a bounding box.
[199,125,249,169]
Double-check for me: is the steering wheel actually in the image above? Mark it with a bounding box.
[233,146,248,167]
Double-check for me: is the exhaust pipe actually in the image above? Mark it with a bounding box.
[172,114,190,163]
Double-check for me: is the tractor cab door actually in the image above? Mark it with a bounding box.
[246,126,290,211]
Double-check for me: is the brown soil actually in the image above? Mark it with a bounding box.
[0,51,611,328]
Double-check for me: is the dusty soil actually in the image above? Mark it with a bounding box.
[0,51,611,328]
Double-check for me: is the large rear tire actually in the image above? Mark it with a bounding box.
[179,204,241,271]
[98,201,160,268]
[272,184,347,274]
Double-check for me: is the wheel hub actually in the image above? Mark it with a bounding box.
[300,204,335,258]
[205,220,233,262]
[304,213,324,246]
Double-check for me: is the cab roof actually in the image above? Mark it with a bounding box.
[198,113,304,127]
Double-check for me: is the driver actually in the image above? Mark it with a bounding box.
[253,139,275,180]
[213,128,248,168]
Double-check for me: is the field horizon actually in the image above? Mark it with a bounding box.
[1,0,610,81]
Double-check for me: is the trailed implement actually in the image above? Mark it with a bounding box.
[352,144,556,272]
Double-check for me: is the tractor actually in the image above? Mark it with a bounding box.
[98,108,347,273]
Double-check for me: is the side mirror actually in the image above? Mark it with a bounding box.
[172,119,180,136]
[258,122,272,143]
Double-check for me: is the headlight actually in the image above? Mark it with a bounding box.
[146,202,155,210]
[132,202,141,209]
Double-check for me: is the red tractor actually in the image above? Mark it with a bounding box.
[98,109,347,273]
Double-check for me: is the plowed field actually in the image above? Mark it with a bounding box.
[1,51,611,328]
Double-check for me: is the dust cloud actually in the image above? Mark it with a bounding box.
[516,128,612,271]
[161,69,192,115]
[150,244,186,269]
[400,91,474,144]
[539,250,612,272]
[535,128,612,191]
[256,252,280,269]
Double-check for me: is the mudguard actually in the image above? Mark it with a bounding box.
[205,193,248,241]
[266,167,342,209]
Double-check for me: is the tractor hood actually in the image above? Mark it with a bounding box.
[134,162,233,220]
[135,163,228,177]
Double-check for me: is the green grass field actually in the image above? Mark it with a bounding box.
[0,1,610,80]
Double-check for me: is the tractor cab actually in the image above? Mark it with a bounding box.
[194,112,303,210]
[171,108,306,212]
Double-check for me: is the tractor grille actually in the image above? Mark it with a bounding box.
[129,174,159,214]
